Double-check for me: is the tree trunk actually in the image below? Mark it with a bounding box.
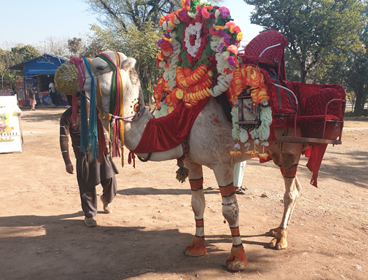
[300,68,307,83]
[354,92,365,116]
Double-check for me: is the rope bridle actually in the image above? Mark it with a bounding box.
[70,52,147,167]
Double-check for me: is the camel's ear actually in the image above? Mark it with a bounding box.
[121,57,136,71]
[118,52,127,61]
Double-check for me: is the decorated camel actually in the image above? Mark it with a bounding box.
[55,1,345,271]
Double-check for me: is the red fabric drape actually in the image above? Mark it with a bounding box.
[304,144,328,188]
[132,97,210,154]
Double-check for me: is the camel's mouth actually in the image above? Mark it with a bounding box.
[55,61,80,95]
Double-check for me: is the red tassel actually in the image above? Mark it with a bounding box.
[71,94,78,128]
[111,118,120,158]
[96,109,106,163]
[128,151,136,168]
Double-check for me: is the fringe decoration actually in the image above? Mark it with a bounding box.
[83,58,99,162]
[79,90,88,156]
[97,109,107,163]
[70,57,85,128]
[97,52,125,167]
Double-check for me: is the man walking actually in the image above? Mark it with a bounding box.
[28,85,37,110]
[59,92,119,227]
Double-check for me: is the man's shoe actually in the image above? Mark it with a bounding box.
[100,195,112,214]
[84,217,97,227]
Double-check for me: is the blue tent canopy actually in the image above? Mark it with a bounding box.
[10,53,69,77]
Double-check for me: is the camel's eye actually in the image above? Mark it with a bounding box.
[96,65,108,71]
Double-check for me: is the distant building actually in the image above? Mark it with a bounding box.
[9,54,69,107]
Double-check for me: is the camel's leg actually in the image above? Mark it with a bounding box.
[213,164,248,271]
[184,161,207,256]
[269,143,303,250]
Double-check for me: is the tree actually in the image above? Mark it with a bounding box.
[316,4,368,116]
[0,49,14,88]
[90,23,162,103]
[244,0,366,83]
[11,44,40,63]
[81,39,104,58]
[68,37,83,56]
[0,45,40,88]
[36,35,70,57]
[85,0,223,31]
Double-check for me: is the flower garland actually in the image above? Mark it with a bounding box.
[229,65,272,157]
[153,1,274,159]
[154,0,243,115]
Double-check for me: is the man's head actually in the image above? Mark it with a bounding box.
[67,91,82,107]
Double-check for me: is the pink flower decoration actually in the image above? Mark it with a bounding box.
[227,56,236,66]
[227,45,238,55]
[201,7,210,19]
[225,22,236,27]
[219,6,230,18]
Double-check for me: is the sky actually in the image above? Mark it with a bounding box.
[0,0,263,49]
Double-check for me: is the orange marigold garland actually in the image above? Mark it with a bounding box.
[229,65,272,159]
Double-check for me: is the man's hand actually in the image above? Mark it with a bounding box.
[66,163,74,174]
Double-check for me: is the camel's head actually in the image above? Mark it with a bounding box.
[55,51,144,119]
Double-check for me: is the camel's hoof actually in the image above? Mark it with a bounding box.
[270,229,287,250]
[269,238,277,248]
[184,236,207,257]
[225,261,247,271]
[269,236,287,250]
[184,249,206,257]
[224,245,248,271]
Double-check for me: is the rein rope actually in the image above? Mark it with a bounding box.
[96,53,124,164]
[70,52,147,167]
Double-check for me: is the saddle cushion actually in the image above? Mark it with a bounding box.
[306,88,342,118]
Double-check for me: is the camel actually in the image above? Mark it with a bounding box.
[54,50,314,271]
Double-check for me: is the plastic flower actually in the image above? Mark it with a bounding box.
[236,32,243,42]
[227,56,236,66]
[157,38,165,47]
[223,33,233,46]
[215,9,221,18]
[227,45,238,55]
[201,7,210,19]
[219,6,230,18]
[225,22,236,27]
[234,26,241,33]
[161,40,173,56]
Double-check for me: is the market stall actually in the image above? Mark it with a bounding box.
[9,54,69,107]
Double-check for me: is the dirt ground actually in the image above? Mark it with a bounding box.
[1,107,367,280]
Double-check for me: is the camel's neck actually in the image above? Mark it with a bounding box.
[123,108,153,151]
[123,108,184,161]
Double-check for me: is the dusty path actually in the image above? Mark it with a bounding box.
[0,107,367,280]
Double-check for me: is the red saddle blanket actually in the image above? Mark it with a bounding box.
[132,97,210,154]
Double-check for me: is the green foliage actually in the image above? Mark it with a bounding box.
[90,22,163,102]
[81,40,104,58]
[11,45,40,62]
[244,0,366,83]
[318,11,368,115]
[0,45,40,88]
[68,37,83,55]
